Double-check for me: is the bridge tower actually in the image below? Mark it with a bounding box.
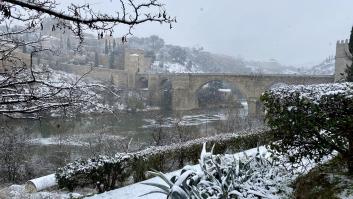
[125,49,153,88]
[335,39,352,82]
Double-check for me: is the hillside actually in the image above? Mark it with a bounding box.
[303,56,335,75]
[127,35,335,75]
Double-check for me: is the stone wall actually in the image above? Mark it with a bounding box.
[335,39,352,82]
[51,63,128,88]
[44,47,152,88]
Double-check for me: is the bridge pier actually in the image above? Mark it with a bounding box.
[247,97,260,118]
[172,88,198,111]
[147,75,162,106]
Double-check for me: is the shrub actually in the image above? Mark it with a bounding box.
[261,83,353,173]
[142,143,295,199]
[56,154,132,192]
[56,128,274,192]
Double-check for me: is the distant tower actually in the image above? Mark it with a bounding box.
[335,39,352,82]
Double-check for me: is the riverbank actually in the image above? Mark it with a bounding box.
[0,108,260,187]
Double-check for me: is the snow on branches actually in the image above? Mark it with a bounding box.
[261,82,353,173]
[0,0,176,43]
[0,66,121,118]
[55,128,272,192]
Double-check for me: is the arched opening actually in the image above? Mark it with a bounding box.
[195,80,249,133]
[136,77,149,89]
[196,80,248,116]
[160,79,172,111]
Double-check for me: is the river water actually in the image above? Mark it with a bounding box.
[0,103,263,180]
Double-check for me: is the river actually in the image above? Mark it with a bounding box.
[0,103,263,181]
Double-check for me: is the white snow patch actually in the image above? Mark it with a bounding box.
[87,147,268,199]
[218,88,231,93]
[149,61,203,73]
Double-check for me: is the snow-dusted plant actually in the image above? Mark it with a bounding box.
[56,129,274,192]
[261,83,353,173]
[142,143,294,199]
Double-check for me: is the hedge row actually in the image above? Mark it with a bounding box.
[261,82,353,171]
[56,128,275,192]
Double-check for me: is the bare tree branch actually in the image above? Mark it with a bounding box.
[0,0,174,119]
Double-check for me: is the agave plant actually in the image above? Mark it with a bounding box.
[140,169,195,199]
[142,143,292,199]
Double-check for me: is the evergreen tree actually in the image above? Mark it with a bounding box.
[109,52,115,69]
[346,63,353,82]
[113,39,116,50]
[66,37,71,50]
[94,51,99,67]
[105,39,108,55]
[346,26,353,82]
[349,26,353,54]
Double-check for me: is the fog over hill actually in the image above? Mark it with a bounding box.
[15,24,334,76]
[301,56,335,75]
[127,35,335,75]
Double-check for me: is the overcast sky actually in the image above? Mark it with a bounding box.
[67,0,353,66]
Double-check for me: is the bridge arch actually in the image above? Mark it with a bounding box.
[159,78,173,110]
[146,74,333,115]
[136,76,149,89]
[190,77,250,100]
[190,79,249,115]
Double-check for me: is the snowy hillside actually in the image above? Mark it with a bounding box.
[303,56,335,75]
[129,36,339,75]
[129,36,336,75]
[148,61,203,73]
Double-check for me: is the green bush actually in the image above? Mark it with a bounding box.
[261,83,353,173]
[56,128,274,192]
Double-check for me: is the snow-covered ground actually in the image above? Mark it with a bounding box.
[87,147,268,199]
[0,185,82,199]
[148,61,203,73]
[1,145,346,199]
[86,146,331,199]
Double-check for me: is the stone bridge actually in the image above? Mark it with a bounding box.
[137,73,334,116]
[44,39,348,116]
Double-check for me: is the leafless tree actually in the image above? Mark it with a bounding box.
[0,126,29,183]
[172,115,195,143]
[0,0,175,42]
[0,65,95,118]
[150,113,169,146]
[0,0,174,118]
